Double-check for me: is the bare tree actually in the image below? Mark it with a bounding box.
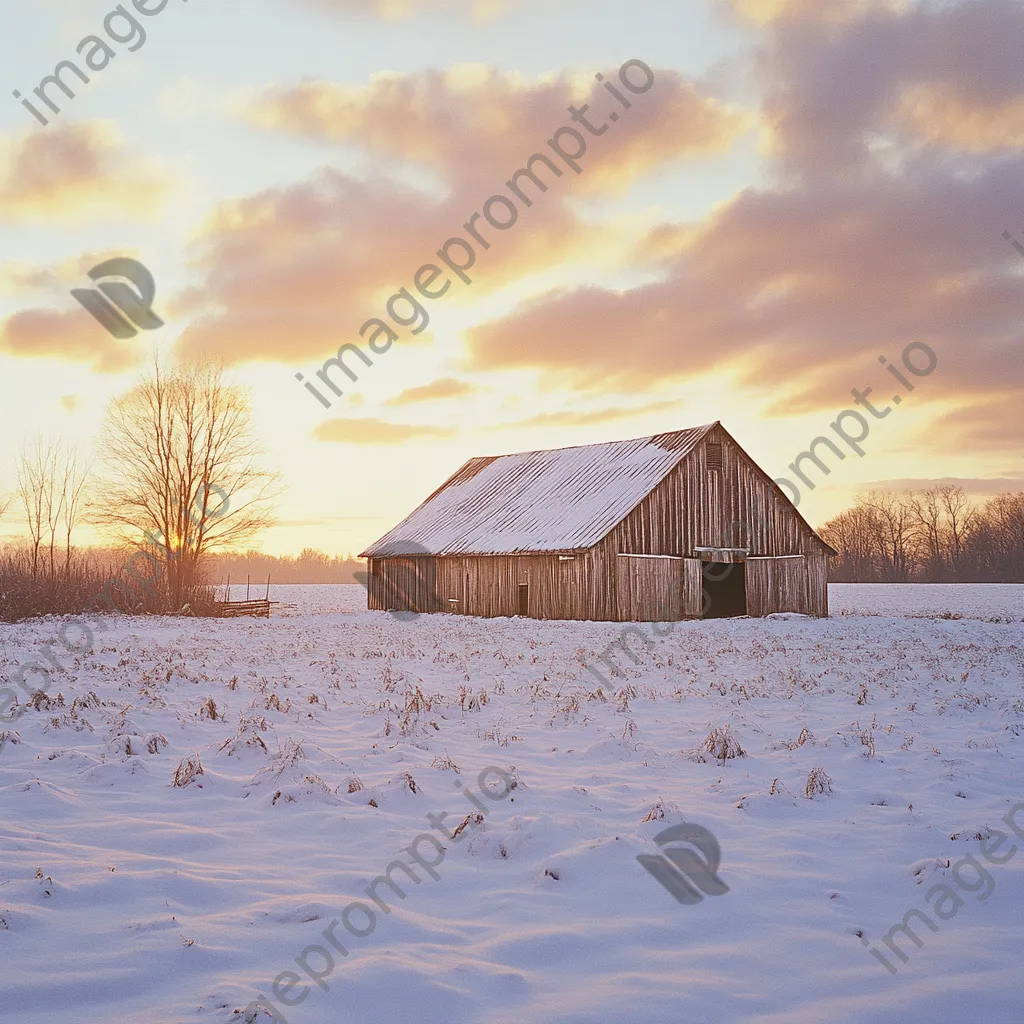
[819,503,879,581]
[824,486,1023,582]
[15,437,91,580]
[93,359,279,609]
[908,488,944,580]
[16,437,51,579]
[863,490,915,581]
[938,485,975,579]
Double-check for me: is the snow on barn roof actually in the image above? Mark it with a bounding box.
[361,423,718,557]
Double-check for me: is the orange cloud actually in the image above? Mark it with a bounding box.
[0,250,141,298]
[495,400,684,430]
[386,377,477,404]
[756,0,1024,176]
[723,0,897,24]
[464,153,1024,422]
[312,417,457,443]
[0,122,170,223]
[459,0,1024,462]
[0,306,142,373]
[245,64,746,196]
[306,0,514,20]
[891,84,1024,152]
[172,167,613,366]
[181,64,744,369]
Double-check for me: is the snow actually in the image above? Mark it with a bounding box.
[830,583,1023,622]
[1,584,1023,1024]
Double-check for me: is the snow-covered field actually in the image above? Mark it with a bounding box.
[1,584,1023,1024]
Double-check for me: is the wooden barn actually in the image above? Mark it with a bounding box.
[359,422,836,621]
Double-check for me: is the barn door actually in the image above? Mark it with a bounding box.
[745,556,807,616]
[615,555,684,621]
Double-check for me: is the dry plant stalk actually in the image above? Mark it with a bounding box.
[692,725,745,762]
[805,766,833,798]
[173,753,204,788]
[641,802,666,822]
[452,812,484,840]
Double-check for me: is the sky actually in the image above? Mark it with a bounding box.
[0,0,1021,557]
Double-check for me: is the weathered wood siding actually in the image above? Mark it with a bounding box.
[601,424,826,561]
[366,555,443,614]
[616,555,684,621]
[806,550,829,618]
[400,552,605,620]
[745,556,808,616]
[682,557,705,617]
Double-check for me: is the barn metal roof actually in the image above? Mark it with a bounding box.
[360,423,718,557]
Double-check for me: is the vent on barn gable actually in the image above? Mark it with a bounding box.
[706,442,723,473]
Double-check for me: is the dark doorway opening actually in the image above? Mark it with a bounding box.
[701,561,746,618]
[517,584,529,617]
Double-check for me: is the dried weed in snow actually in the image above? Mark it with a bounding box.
[690,725,745,762]
[172,754,204,788]
[804,766,833,798]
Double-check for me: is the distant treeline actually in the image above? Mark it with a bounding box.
[204,548,365,587]
[0,545,365,622]
[821,488,1024,582]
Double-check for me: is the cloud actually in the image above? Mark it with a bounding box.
[864,476,1024,495]
[0,306,142,373]
[312,417,457,443]
[245,64,746,197]
[386,377,477,404]
[0,250,139,298]
[59,395,81,411]
[757,0,1024,179]
[891,84,1024,153]
[0,122,170,223]
[301,0,514,20]
[723,0,896,24]
[461,0,1024,462]
[495,400,683,430]
[172,166,608,365]
[177,64,744,368]
[0,249,162,372]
